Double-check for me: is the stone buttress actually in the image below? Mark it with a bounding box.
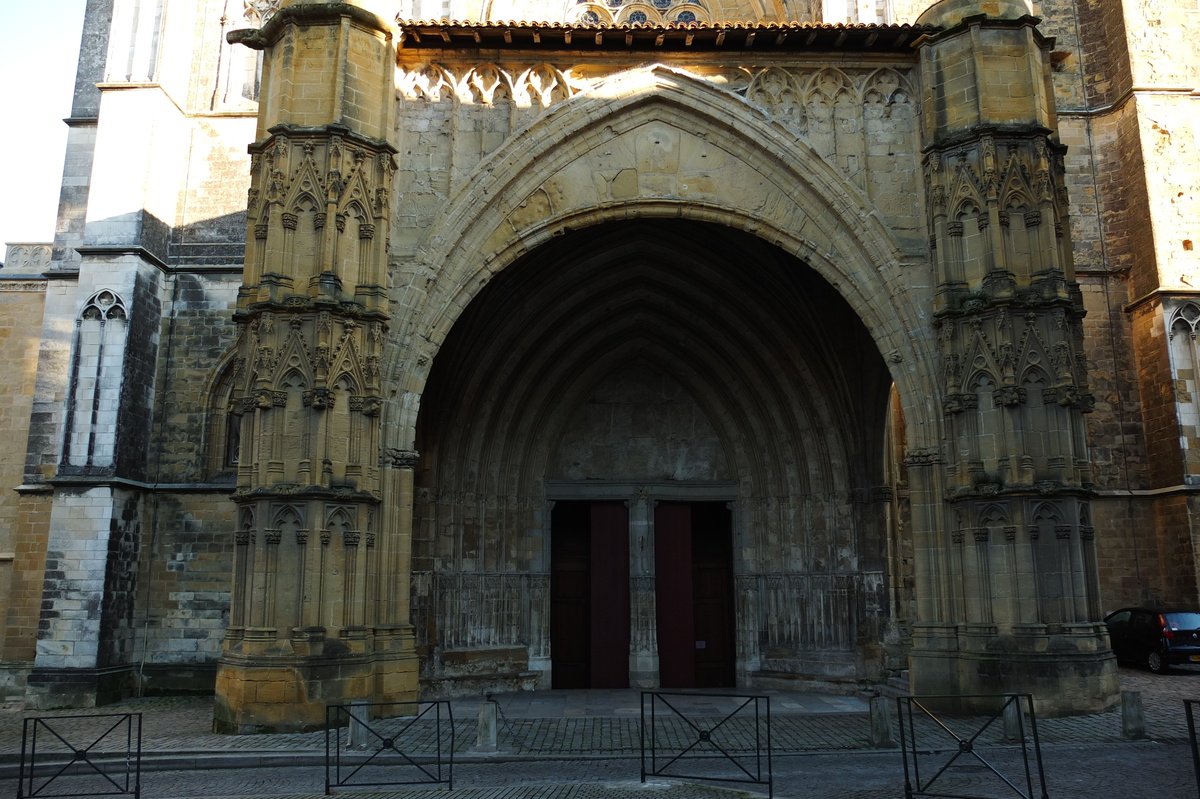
[215,0,418,733]
[907,0,1118,713]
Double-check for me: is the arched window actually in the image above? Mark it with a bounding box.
[206,356,242,478]
[214,0,283,109]
[62,291,129,469]
[1169,303,1200,485]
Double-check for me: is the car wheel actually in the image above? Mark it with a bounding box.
[1148,650,1167,673]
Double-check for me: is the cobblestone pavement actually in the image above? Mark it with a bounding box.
[1,666,1198,798]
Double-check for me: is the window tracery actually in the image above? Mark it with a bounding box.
[566,0,711,24]
[242,0,283,26]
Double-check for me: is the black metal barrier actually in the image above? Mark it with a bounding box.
[17,713,142,799]
[324,700,454,794]
[1185,700,1200,799]
[640,691,772,799]
[897,694,1049,799]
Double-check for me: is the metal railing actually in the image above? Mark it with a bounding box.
[640,691,773,798]
[1185,700,1200,798]
[17,713,142,799]
[324,700,454,794]
[896,694,1049,799]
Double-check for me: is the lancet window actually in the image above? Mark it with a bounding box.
[62,291,129,469]
[1168,303,1200,485]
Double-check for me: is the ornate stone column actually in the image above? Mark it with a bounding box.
[910,0,1118,714]
[214,0,415,733]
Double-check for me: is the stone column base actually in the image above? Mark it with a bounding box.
[373,625,420,705]
[909,622,1119,717]
[214,653,375,734]
[214,634,421,734]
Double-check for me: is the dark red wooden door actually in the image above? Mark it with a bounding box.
[551,502,590,688]
[654,502,695,688]
[551,501,630,688]
[691,502,735,688]
[590,501,630,688]
[655,501,735,688]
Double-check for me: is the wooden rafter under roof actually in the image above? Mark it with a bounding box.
[396,20,937,52]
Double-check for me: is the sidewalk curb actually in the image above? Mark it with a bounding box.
[0,748,655,780]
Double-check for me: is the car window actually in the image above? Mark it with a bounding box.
[1165,612,1200,630]
[1130,612,1157,634]
[1107,610,1131,626]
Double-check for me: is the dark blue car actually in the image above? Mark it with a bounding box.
[1105,608,1200,673]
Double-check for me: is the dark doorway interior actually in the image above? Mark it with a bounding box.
[550,501,630,688]
[655,501,735,688]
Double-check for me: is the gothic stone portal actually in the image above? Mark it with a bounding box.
[212,4,1118,731]
[412,222,896,694]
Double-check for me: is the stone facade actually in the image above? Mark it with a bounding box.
[0,0,1197,729]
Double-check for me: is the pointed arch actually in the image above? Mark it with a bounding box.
[978,503,1009,527]
[283,153,327,213]
[465,64,515,104]
[1031,501,1064,526]
[805,67,855,105]
[332,371,360,395]
[397,63,457,101]
[278,367,309,391]
[326,505,357,533]
[1170,302,1200,338]
[966,368,997,393]
[862,67,914,105]
[272,504,304,530]
[385,65,938,451]
[1020,364,1050,387]
[205,348,243,478]
[328,337,366,392]
[337,172,374,220]
[513,64,575,107]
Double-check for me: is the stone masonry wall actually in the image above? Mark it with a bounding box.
[151,274,242,483]
[134,493,233,693]
[0,282,49,695]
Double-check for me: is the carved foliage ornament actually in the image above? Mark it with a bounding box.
[397,63,915,115]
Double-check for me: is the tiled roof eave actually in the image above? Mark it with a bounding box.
[396,20,939,52]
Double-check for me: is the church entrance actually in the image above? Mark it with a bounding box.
[413,219,896,696]
[549,498,734,689]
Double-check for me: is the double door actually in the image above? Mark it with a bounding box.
[550,500,734,689]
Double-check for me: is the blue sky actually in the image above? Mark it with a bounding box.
[0,1,88,248]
